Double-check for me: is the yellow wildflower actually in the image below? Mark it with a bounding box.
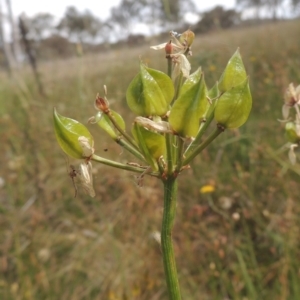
[200,184,215,194]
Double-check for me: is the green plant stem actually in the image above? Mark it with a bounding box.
[107,111,138,150]
[175,137,184,173]
[184,111,214,157]
[166,133,174,175]
[161,177,181,300]
[91,154,159,177]
[116,137,147,163]
[183,126,223,166]
[167,57,173,78]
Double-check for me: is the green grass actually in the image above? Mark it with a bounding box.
[1,20,300,299]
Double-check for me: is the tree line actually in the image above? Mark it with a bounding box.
[0,0,299,67]
[18,0,300,44]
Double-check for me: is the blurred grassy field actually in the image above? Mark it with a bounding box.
[1,19,300,299]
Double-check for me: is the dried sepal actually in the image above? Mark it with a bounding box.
[288,144,298,165]
[78,136,94,158]
[78,161,95,197]
[172,54,191,79]
[282,83,300,119]
[151,29,193,79]
[282,104,291,120]
[135,117,173,133]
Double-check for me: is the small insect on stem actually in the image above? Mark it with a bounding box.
[69,165,78,198]
[64,155,78,197]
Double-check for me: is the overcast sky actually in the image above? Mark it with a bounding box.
[10,0,236,20]
[5,0,237,39]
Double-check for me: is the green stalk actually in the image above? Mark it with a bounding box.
[183,126,223,166]
[107,111,138,149]
[184,111,214,157]
[167,57,173,78]
[91,154,159,177]
[175,137,184,173]
[165,133,174,175]
[161,178,181,300]
[116,137,147,163]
